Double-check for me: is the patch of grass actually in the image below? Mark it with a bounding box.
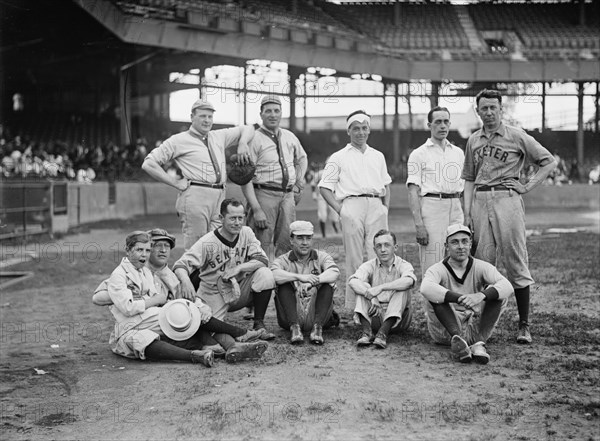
[363,400,397,422]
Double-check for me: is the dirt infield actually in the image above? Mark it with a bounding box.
[1,209,599,441]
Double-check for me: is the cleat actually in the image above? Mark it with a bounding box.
[516,322,532,344]
[470,341,490,364]
[290,324,304,344]
[356,332,374,347]
[309,324,324,345]
[253,320,276,341]
[225,341,268,363]
[235,328,264,343]
[451,335,472,363]
[373,332,387,349]
[191,349,214,367]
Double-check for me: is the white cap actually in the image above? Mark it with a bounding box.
[290,220,314,236]
[446,224,471,240]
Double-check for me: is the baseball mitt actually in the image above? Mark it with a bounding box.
[225,144,256,185]
[217,276,241,305]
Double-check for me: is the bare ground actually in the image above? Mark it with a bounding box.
[1,210,599,441]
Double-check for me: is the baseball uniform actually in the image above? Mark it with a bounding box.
[350,255,416,332]
[462,123,554,288]
[145,126,244,249]
[173,226,276,320]
[407,138,464,274]
[318,143,391,309]
[271,248,339,332]
[246,125,308,258]
[420,256,513,345]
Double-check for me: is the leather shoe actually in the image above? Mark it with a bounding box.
[225,341,268,363]
[309,324,323,345]
[190,349,214,367]
[290,324,304,344]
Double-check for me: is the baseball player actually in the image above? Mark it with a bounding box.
[348,229,416,349]
[407,106,464,275]
[142,99,254,250]
[318,110,391,311]
[270,220,340,345]
[173,198,277,340]
[93,229,269,363]
[242,95,308,259]
[420,224,513,364]
[463,89,557,344]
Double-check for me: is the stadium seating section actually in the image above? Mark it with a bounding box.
[110,0,599,60]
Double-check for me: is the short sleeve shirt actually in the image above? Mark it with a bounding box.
[249,126,307,187]
[145,126,241,184]
[462,123,554,186]
[271,249,338,276]
[317,144,392,200]
[406,138,464,195]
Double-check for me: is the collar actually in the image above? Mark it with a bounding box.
[376,255,397,268]
[425,138,452,149]
[481,123,506,139]
[259,125,280,137]
[121,257,145,274]
[346,143,369,153]
[214,228,239,248]
[288,249,318,262]
[442,256,473,284]
[189,126,209,141]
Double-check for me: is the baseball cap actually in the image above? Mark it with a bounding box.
[445,224,471,240]
[147,228,176,249]
[191,99,216,112]
[260,95,282,107]
[290,220,314,236]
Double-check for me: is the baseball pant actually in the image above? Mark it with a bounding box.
[419,197,464,275]
[247,188,295,259]
[340,197,389,310]
[200,267,275,321]
[354,289,412,333]
[425,298,507,345]
[472,190,534,289]
[176,186,225,250]
[274,283,335,332]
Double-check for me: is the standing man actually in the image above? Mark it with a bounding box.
[242,95,308,259]
[142,99,254,250]
[173,198,277,340]
[463,89,557,344]
[407,106,464,276]
[318,110,391,310]
[271,220,340,345]
[348,229,416,349]
[420,224,513,364]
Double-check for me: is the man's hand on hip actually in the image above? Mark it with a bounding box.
[416,225,429,246]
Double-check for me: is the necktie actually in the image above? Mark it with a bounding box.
[259,127,288,189]
[189,130,221,183]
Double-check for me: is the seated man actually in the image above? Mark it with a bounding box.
[175,198,277,340]
[270,220,340,345]
[420,224,513,364]
[93,228,267,363]
[349,229,416,349]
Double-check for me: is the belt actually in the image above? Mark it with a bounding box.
[190,182,224,189]
[476,185,509,192]
[346,194,381,198]
[423,192,462,199]
[253,183,293,193]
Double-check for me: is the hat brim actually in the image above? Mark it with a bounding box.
[151,235,176,249]
[158,299,202,341]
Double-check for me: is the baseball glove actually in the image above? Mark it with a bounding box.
[225,144,256,185]
[217,276,241,305]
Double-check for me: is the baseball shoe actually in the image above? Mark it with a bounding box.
[517,322,532,344]
[450,335,472,363]
[356,331,374,347]
[290,324,304,344]
[225,341,268,363]
[309,324,324,345]
[253,320,276,340]
[235,328,264,343]
[373,332,387,349]
[470,341,490,364]
[202,344,226,359]
[190,349,214,367]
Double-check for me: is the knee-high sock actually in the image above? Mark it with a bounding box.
[200,317,245,337]
[358,314,371,333]
[430,302,461,337]
[477,299,503,342]
[514,286,530,324]
[378,318,395,336]
[252,289,273,322]
[277,283,298,324]
[320,221,326,238]
[314,284,334,326]
[145,340,193,361]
